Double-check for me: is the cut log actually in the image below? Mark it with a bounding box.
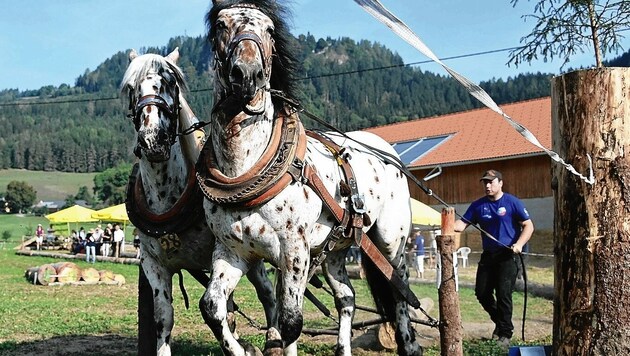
[113,274,126,285]
[51,262,81,283]
[25,264,56,285]
[99,270,115,282]
[81,267,100,283]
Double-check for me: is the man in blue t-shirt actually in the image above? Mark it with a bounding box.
[454,169,534,348]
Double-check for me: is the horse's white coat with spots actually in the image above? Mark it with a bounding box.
[201,2,422,355]
[121,49,277,356]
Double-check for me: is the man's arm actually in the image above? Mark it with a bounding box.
[512,219,534,254]
[454,219,469,233]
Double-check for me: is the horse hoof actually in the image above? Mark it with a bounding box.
[227,311,237,333]
[238,339,263,356]
[263,327,283,356]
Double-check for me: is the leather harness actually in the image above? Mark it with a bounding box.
[126,163,205,238]
[195,109,421,308]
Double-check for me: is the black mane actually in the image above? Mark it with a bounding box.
[206,0,300,101]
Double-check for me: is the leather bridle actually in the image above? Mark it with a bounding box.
[212,6,275,97]
[127,82,181,156]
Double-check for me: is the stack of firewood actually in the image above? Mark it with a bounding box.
[24,262,126,286]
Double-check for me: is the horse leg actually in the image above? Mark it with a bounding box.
[362,228,422,356]
[141,254,175,356]
[199,247,255,356]
[264,240,309,356]
[246,259,278,329]
[138,264,157,355]
[322,248,355,356]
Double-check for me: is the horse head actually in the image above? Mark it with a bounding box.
[121,48,186,162]
[207,0,299,113]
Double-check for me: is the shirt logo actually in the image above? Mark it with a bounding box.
[497,207,506,216]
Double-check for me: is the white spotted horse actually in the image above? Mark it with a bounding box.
[121,48,278,356]
[196,1,423,355]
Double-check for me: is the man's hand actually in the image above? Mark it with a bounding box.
[511,244,523,254]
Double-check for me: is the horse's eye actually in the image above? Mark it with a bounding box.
[267,27,275,36]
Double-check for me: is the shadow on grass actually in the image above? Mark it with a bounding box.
[0,334,225,356]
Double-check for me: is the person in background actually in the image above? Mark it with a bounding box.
[46,224,56,246]
[113,224,125,258]
[92,225,103,256]
[102,223,113,257]
[78,227,86,242]
[454,169,534,349]
[85,229,96,263]
[35,224,44,250]
[414,230,425,279]
[133,228,141,259]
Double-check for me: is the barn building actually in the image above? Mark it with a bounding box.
[365,96,554,239]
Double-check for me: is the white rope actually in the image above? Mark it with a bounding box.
[353,0,595,185]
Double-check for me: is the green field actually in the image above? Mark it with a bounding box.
[0,169,96,201]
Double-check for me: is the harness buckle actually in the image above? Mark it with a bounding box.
[351,194,367,214]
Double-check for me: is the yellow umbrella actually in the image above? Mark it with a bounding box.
[91,203,130,223]
[45,205,98,223]
[410,198,441,226]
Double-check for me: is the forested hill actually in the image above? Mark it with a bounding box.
[0,34,558,173]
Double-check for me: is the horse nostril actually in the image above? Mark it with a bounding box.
[230,65,244,85]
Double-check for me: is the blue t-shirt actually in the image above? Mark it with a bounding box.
[462,193,530,252]
[414,235,425,256]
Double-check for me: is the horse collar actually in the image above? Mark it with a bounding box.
[125,163,205,237]
[196,107,307,208]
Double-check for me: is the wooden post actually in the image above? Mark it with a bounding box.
[438,207,463,355]
[552,68,630,354]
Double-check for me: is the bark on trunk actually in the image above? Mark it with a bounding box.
[438,207,463,356]
[552,68,630,355]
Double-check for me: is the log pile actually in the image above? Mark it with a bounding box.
[25,262,125,286]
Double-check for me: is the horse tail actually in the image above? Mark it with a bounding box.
[360,246,398,323]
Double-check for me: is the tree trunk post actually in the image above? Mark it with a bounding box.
[438,207,463,355]
[552,68,630,355]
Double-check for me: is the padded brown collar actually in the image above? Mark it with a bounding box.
[196,107,307,208]
[125,163,205,237]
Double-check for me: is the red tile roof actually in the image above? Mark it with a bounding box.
[365,97,551,168]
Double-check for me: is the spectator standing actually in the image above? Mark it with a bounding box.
[34,224,44,250]
[454,169,534,349]
[414,231,425,279]
[133,228,141,259]
[113,224,125,258]
[85,229,96,263]
[102,224,113,257]
[92,225,103,256]
[78,227,86,242]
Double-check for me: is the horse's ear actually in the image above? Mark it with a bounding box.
[166,47,180,64]
[212,0,225,5]
[129,49,138,62]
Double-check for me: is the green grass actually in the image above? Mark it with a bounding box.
[0,169,96,201]
[0,245,553,355]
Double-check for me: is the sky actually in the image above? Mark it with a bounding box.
[1,0,626,91]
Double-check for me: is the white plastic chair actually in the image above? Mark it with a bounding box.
[456,247,471,268]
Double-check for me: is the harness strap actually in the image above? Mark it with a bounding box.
[125,163,205,238]
[302,161,421,309]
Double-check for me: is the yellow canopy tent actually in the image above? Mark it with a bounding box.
[91,203,130,223]
[410,198,441,226]
[45,204,98,235]
[91,203,132,235]
[46,205,99,223]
